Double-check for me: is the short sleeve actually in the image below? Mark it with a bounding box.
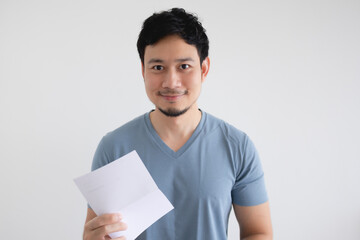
[231,135,268,206]
[88,137,110,209]
[91,136,110,171]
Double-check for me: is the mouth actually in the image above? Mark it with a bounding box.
[160,94,184,102]
[158,90,187,102]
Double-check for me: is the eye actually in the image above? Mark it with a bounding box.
[152,65,164,71]
[180,64,190,70]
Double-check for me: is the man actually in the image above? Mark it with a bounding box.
[83,8,272,240]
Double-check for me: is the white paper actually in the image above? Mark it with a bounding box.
[74,150,174,239]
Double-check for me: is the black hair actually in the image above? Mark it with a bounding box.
[137,8,209,64]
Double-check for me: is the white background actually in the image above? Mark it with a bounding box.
[1,0,359,239]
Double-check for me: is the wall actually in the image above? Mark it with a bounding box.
[0,0,359,239]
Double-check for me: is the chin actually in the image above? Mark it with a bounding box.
[158,106,190,117]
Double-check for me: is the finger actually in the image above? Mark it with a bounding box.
[106,236,126,240]
[86,213,122,231]
[93,221,128,238]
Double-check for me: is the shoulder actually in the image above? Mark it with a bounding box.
[97,113,149,155]
[204,112,249,146]
[101,114,146,143]
[92,113,149,169]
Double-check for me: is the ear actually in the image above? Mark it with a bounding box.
[201,57,210,83]
[141,61,145,79]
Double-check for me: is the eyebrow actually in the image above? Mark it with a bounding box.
[147,57,195,64]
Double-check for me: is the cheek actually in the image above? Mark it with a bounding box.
[185,74,203,89]
[144,78,160,93]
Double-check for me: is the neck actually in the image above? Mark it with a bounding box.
[149,104,202,151]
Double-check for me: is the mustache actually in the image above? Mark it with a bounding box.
[158,89,188,95]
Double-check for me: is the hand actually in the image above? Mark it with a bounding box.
[83,213,128,240]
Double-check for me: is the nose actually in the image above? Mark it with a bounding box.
[162,68,181,89]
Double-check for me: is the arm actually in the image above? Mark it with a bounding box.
[83,208,127,240]
[233,201,273,240]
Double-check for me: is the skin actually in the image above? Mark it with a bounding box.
[83,208,127,240]
[83,34,272,239]
[234,202,273,240]
[141,35,209,151]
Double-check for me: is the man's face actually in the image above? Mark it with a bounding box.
[142,35,209,117]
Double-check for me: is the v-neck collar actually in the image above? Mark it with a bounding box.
[144,109,207,159]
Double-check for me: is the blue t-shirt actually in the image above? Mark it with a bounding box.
[91,111,268,240]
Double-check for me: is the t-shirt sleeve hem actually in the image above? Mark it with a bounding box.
[231,175,268,206]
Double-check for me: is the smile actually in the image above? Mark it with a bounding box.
[158,90,187,102]
[160,94,184,102]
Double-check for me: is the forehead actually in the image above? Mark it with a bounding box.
[144,35,200,63]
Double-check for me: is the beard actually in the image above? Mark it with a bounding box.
[158,106,191,117]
